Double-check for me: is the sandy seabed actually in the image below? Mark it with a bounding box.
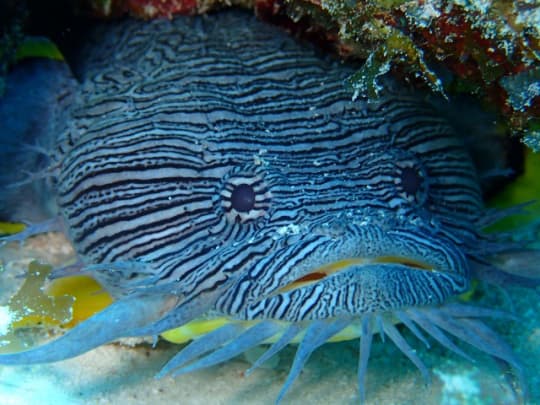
[0,232,538,405]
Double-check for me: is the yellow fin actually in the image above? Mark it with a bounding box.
[45,273,113,327]
[161,318,364,345]
[161,318,234,344]
[0,222,25,235]
[15,36,64,62]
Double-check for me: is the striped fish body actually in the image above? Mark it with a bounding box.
[0,10,526,402]
[58,11,480,313]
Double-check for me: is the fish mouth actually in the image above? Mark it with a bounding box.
[279,256,434,293]
[160,255,437,344]
[247,226,471,322]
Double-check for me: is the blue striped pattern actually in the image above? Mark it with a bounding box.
[52,12,483,320]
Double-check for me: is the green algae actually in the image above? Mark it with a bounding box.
[500,67,540,112]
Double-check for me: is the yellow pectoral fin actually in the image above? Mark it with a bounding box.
[45,275,113,328]
[15,36,65,62]
[161,318,234,344]
[0,222,25,235]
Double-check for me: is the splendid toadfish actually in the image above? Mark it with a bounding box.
[0,9,536,402]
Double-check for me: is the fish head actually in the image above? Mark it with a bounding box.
[203,114,485,320]
[56,91,484,321]
[48,12,491,325]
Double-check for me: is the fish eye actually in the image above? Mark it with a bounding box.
[391,150,428,205]
[220,167,272,224]
[398,166,423,197]
[230,183,256,213]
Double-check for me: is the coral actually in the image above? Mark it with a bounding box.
[84,0,254,17]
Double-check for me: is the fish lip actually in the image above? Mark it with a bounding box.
[217,223,470,322]
[242,225,471,321]
[278,255,434,293]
